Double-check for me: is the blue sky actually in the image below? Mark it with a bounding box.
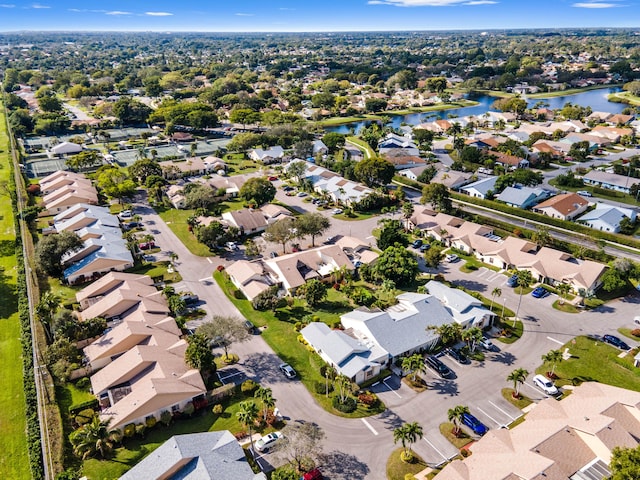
[0,0,639,32]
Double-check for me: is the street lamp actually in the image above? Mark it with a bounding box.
[501,297,507,321]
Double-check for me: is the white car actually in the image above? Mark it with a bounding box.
[533,374,559,396]
[118,209,133,219]
[255,431,283,452]
[577,190,592,197]
[445,253,459,263]
[332,208,343,215]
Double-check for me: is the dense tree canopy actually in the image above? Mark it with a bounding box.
[239,177,276,205]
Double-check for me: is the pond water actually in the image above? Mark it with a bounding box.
[326,87,626,134]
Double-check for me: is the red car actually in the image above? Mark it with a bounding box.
[139,242,155,250]
[303,469,322,480]
[268,176,278,181]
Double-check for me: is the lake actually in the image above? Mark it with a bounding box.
[326,87,626,134]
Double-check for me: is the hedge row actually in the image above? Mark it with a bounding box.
[450,191,640,250]
[11,198,44,478]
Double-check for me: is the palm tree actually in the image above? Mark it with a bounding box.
[254,387,275,422]
[69,417,121,459]
[461,326,483,352]
[237,401,260,453]
[393,422,423,460]
[507,367,529,398]
[448,405,470,436]
[402,201,414,231]
[541,350,563,378]
[401,354,426,382]
[490,287,502,313]
[335,374,353,404]
[168,251,179,265]
[35,291,60,343]
[556,283,571,305]
[514,270,533,326]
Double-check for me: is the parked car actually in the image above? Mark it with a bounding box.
[603,334,630,350]
[268,176,278,181]
[302,468,323,480]
[531,286,549,298]
[533,374,559,396]
[445,253,459,263]
[419,244,431,252]
[577,190,592,197]
[283,186,294,191]
[226,241,239,251]
[425,355,454,379]
[279,363,297,379]
[255,431,283,452]
[325,236,336,245]
[462,412,488,436]
[332,208,343,215]
[480,336,499,352]
[139,241,155,250]
[297,191,308,197]
[142,254,155,262]
[447,347,470,365]
[506,274,519,287]
[118,209,133,219]
[180,294,199,306]
[412,239,423,249]
[244,320,256,333]
[270,251,278,258]
[634,316,640,325]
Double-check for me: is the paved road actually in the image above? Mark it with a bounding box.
[63,102,92,121]
[131,189,640,479]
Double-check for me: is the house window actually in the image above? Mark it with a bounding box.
[171,404,180,412]
[365,370,374,379]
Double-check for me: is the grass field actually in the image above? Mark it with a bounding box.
[0,100,30,479]
[386,448,430,480]
[537,336,640,390]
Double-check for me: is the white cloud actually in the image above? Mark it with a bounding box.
[145,11,173,16]
[279,7,296,10]
[31,3,50,8]
[464,0,497,4]
[572,1,620,6]
[105,10,132,15]
[235,12,255,16]
[0,4,15,7]
[367,0,488,7]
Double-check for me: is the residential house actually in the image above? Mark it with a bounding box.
[425,281,495,329]
[39,170,92,195]
[607,113,634,125]
[225,260,277,301]
[221,209,268,235]
[260,203,292,224]
[166,185,187,209]
[249,146,284,164]
[265,244,355,293]
[159,156,225,179]
[382,149,426,170]
[120,431,266,480]
[577,204,637,233]
[531,140,571,158]
[489,150,530,169]
[301,322,386,384]
[560,132,611,149]
[399,166,428,182]
[534,193,590,221]
[312,139,328,156]
[292,161,373,205]
[431,169,472,191]
[460,176,499,199]
[378,133,420,157]
[340,292,455,362]
[583,170,639,194]
[91,341,206,431]
[437,382,640,480]
[495,185,550,209]
[335,235,379,265]
[38,170,99,217]
[591,125,633,143]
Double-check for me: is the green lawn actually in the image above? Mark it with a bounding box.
[0,99,30,479]
[346,136,375,159]
[125,260,182,284]
[82,391,277,480]
[223,153,263,176]
[536,336,640,390]
[214,271,385,417]
[501,389,533,409]
[439,423,473,449]
[386,448,430,480]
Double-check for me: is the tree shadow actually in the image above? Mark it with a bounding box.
[317,450,370,480]
[450,279,488,293]
[489,351,517,366]
[426,378,460,397]
[0,239,15,257]
[375,408,405,430]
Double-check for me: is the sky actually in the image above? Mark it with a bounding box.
[0,0,639,32]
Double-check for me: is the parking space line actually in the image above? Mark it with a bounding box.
[477,406,504,428]
[382,378,402,398]
[361,418,378,436]
[218,371,243,384]
[207,257,213,263]
[423,437,447,462]
[547,336,564,346]
[199,277,211,282]
[488,400,517,421]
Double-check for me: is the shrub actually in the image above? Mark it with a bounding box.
[241,379,258,394]
[160,410,172,426]
[216,265,224,271]
[313,381,333,394]
[234,430,247,441]
[330,320,342,329]
[212,404,223,415]
[358,391,378,407]
[135,423,146,437]
[332,395,357,413]
[297,334,308,344]
[69,398,99,416]
[294,321,304,332]
[145,416,157,428]
[75,377,91,391]
[182,402,195,416]
[123,423,136,438]
[74,409,95,426]
[461,448,472,458]
[631,329,640,337]
[232,289,245,299]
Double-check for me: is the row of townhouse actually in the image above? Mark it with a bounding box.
[410,208,607,295]
[225,237,378,301]
[301,280,495,384]
[39,170,98,217]
[76,272,207,432]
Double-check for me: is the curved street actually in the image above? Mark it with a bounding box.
[131,191,640,480]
